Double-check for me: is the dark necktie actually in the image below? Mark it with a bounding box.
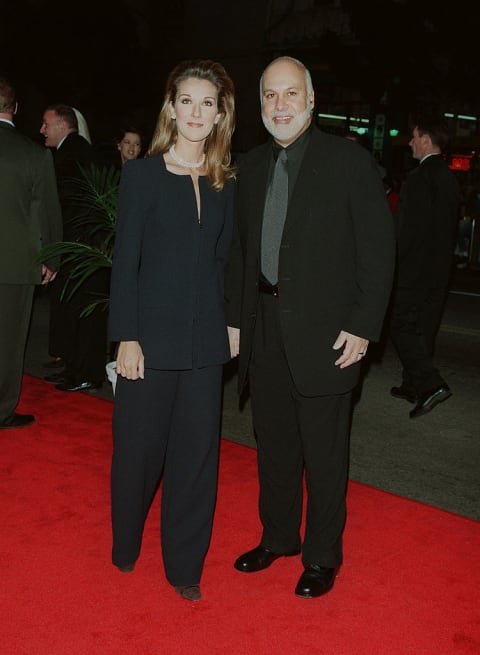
[261,148,288,285]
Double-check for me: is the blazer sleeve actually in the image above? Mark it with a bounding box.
[396,167,432,263]
[343,149,396,341]
[108,161,146,342]
[224,154,249,329]
[215,178,235,266]
[36,148,63,271]
[224,204,243,328]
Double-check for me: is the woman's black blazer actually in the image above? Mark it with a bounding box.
[109,155,234,369]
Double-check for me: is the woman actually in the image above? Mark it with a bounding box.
[116,127,143,166]
[109,60,236,602]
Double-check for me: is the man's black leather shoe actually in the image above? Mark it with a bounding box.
[0,412,35,429]
[390,385,417,404]
[234,545,300,572]
[295,565,337,599]
[55,380,103,392]
[409,385,452,418]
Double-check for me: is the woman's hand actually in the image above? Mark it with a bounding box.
[116,341,145,379]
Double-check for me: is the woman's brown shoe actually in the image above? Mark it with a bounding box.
[174,585,201,601]
[116,563,135,573]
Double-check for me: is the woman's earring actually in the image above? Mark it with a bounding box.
[171,115,176,120]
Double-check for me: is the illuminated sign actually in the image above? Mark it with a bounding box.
[449,155,472,172]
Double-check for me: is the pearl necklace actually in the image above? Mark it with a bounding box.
[169,144,205,169]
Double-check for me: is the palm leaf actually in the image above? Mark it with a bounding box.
[38,163,119,315]
[64,163,120,239]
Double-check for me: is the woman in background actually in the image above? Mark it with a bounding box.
[109,59,236,601]
[116,127,143,166]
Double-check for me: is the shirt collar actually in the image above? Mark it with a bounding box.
[57,134,68,149]
[420,152,440,164]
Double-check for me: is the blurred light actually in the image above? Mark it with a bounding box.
[449,155,472,171]
[443,112,477,121]
[389,128,399,137]
[357,127,367,135]
[318,113,346,121]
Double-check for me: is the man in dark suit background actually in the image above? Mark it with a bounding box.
[225,57,395,598]
[389,117,461,418]
[40,104,108,392]
[0,76,62,429]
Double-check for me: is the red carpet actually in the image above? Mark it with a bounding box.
[1,375,479,655]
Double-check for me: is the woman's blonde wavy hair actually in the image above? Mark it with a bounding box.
[147,59,236,191]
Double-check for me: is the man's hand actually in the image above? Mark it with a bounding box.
[116,341,145,379]
[41,264,57,285]
[333,330,369,369]
[227,326,240,359]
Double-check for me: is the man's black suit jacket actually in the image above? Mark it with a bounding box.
[0,121,62,283]
[225,127,396,397]
[53,132,93,241]
[395,154,461,291]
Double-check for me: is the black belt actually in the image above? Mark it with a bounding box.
[258,278,279,296]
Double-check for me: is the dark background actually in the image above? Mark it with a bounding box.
[2,0,479,156]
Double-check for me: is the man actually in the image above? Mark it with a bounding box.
[225,57,395,598]
[40,104,108,392]
[389,117,461,418]
[0,76,62,429]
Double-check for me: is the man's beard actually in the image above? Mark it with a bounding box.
[262,104,312,142]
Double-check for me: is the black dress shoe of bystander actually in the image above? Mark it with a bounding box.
[295,565,337,599]
[234,544,300,573]
[55,380,103,392]
[409,385,452,419]
[0,413,35,430]
[390,385,417,403]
